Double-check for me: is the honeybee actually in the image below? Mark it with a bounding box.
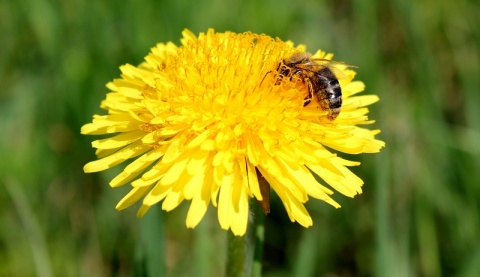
[275,52,350,120]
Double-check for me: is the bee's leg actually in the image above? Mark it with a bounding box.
[275,63,287,85]
[276,62,282,72]
[303,78,313,107]
[275,73,284,86]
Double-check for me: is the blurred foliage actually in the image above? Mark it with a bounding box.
[1,0,480,276]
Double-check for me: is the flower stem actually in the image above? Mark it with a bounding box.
[226,199,258,277]
[225,189,267,277]
[252,201,265,277]
[226,229,249,277]
[252,172,268,277]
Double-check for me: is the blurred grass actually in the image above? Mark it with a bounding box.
[1,0,480,276]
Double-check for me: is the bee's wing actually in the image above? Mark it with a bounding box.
[310,58,357,68]
[296,59,357,79]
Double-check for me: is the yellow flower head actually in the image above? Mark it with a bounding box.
[82,29,385,236]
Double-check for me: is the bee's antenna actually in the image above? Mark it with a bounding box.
[260,70,272,87]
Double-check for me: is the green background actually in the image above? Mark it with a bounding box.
[1,0,480,276]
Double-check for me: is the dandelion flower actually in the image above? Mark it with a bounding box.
[82,29,385,236]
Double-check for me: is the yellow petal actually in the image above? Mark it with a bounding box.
[116,186,151,210]
[92,130,146,150]
[110,149,164,187]
[217,171,234,230]
[186,177,211,228]
[84,141,150,172]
